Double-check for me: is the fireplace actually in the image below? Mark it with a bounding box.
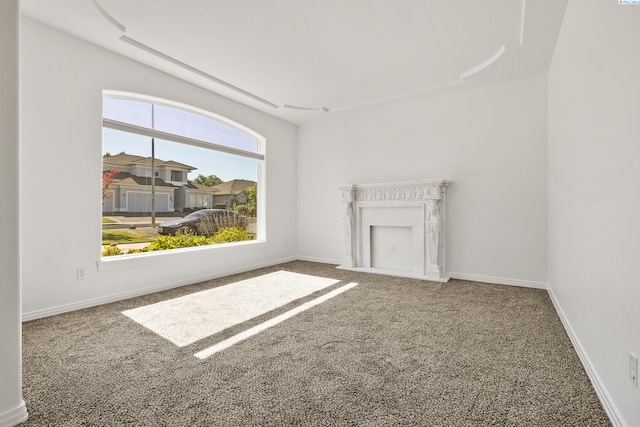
[338,179,450,282]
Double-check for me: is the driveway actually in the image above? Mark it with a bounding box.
[102,216,183,230]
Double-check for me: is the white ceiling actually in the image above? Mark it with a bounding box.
[20,0,568,124]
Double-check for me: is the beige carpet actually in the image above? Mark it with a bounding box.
[21,261,611,426]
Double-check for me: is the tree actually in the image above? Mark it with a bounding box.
[102,169,119,200]
[247,183,257,217]
[103,151,125,158]
[193,174,223,187]
[247,183,257,207]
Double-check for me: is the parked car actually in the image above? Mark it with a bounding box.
[158,209,247,236]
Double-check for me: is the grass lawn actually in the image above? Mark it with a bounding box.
[102,217,117,223]
[102,230,155,245]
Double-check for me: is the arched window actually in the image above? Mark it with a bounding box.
[101,93,264,257]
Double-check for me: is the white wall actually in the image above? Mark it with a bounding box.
[297,75,548,286]
[0,2,28,426]
[20,18,297,318]
[548,1,640,425]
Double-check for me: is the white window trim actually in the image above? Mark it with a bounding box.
[103,90,265,153]
[103,118,264,161]
[97,240,267,272]
[100,91,267,267]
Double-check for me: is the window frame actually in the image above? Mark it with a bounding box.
[98,91,266,270]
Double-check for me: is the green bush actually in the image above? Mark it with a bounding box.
[210,227,255,244]
[147,234,209,251]
[235,204,249,215]
[101,225,255,257]
[235,204,256,217]
[102,245,123,256]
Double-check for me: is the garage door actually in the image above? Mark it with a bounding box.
[126,192,169,213]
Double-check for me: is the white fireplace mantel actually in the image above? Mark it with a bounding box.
[338,179,450,282]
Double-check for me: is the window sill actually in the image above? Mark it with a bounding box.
[97,239,266,272]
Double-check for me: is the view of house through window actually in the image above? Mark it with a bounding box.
[102,95,262,257]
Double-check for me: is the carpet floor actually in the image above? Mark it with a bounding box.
[22,261,610,426]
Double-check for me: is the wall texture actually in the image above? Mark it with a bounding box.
[548,0,640,425]
[20,18,297,318]
[297,75,548,287]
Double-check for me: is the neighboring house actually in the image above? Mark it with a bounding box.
[177,182,216,212]
[103,171,178,213]
[211,179,256,209]
[102,153,214,213]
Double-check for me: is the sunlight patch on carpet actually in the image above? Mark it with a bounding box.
[195,282,359,359]
[122,270,341,347]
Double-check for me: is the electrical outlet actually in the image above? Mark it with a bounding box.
[77,267,86,280]
[630,352,639,388]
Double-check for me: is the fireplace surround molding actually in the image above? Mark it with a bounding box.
[338,179,450,282]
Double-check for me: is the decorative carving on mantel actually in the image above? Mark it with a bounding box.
[354,185,444,202]
[426,199,441,271]
[338,179,450,282]
[340,185,356,268]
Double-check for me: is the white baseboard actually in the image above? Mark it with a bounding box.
[295,255,342,265]
[449,272,548,289]
[547,288,624,427]
[0,400,28,427]
[22,256,297,322]
[296,262,548,289]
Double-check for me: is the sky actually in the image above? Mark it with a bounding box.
[103,129,257,182]
[102,98,258,182]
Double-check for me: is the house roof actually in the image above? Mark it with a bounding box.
[211,179,256,196]
[132,158,196,170]
[103,153,146,164]
[103,153,196,171]
[109,171,177,188]
[185,182,215,191]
